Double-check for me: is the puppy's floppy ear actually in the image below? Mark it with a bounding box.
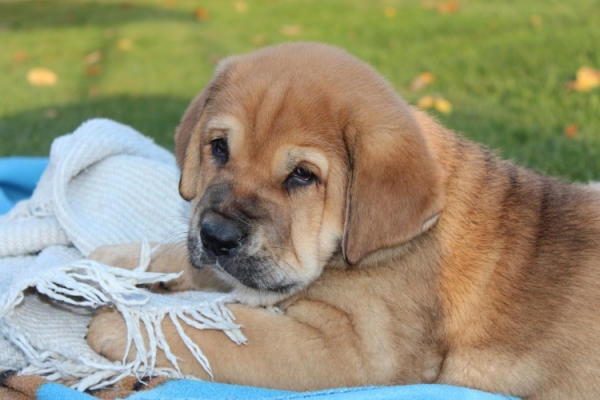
[342,106,446,265]
[175,61,231,200]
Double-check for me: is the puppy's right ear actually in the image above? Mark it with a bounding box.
[175,62,231,200]
[341,106,446,265]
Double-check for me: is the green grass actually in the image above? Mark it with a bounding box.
[1,0,599,181]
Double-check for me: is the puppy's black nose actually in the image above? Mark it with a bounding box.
[200,214,246,257]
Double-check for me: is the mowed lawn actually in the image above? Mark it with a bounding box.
[1,0,599,181]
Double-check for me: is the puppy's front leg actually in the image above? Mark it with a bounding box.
[87,300,374,391]
[88,242,230,293]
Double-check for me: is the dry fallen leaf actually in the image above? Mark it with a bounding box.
[417,95,452,114]
[280,25,302,37]
[564,124,578,138]
[63,14,75,24]
[116,39,133,51]
[435,98,452,114]
[235,1,248,13]
[104,28,119,38]
[384,6,396,18]
[208,54,225,65]
[417,95,435,109]
[436,1,459,14]
[530,15,542,27]
[252,34,269,46]
[89,86,100,97]
[85,65,103,76]
[27,68,57,86]
[410,72,435,91]
[194,7,210,21]
[13,50,26,62]
[421,1,435,9]
[120,1,134,10]
[567,66,600,92]
[84,51,103,65]
[44,109,58,119]
[162,0,176,9]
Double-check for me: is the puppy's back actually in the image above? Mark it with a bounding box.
[420,114,600,398]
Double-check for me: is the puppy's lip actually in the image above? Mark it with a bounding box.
[188,236,301,294]
[268,282,299,294]
[206,258,300,294]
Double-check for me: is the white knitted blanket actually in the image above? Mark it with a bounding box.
[0,119,245,391]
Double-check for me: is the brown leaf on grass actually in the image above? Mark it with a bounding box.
[417,95,452,114]
[567,66,600,92]
[280,25,302,37]
[436,1,459,14]
[13,50,26,62]
[410,72,435,91]
[84,51,103,65]
[85,65,103,76]
[120,2,134,10]
[89,86,100,97]
[116,39,133,51]
[383,6,396,18]
[162,0,176,9]
[235,1,248,13]
[252,34,269,46]
[44,109,58,119]
[194,7,210,21]
[27,68,57,86]
[104,28,119,38]
[208,54,225,65]
[422,1,436,10]
[564,124,577,138]
[530,15,542,27]
[434,98,452,114]
[417,95,435,109]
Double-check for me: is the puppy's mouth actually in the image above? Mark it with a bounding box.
[187,231,300,298]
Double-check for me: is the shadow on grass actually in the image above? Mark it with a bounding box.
[0,0,196,31]
[444,109,600,182]
[0,95,191,156]
[2,94,599,182]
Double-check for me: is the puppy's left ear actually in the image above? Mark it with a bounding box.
[342,106,446,265]
[175,60,232,200]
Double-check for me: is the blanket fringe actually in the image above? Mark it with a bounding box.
[115,300,247,383]
[1,242,245,391]
[3,321,181,392]
[3,298,246,392]
[0,120,244,392]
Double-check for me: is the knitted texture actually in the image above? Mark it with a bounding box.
[0,119,243,391]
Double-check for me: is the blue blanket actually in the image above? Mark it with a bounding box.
[0,157,518,400]
[0,157,48,214]
[38,380,516,400]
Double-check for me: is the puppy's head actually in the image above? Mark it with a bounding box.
[175,43,445,306]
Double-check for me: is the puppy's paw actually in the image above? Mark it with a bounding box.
[87,307,133,362]
[88,243,145,271]
[88,242,229,293]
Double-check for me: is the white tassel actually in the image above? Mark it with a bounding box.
[0,120,249,392]
[170,312,213,379]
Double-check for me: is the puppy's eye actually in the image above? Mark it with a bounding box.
[211,139,228,165]
[284,167,318,191]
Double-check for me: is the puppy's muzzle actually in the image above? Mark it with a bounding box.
[200,212,248,257]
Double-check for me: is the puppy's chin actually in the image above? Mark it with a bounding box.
[187,245,305,307]
[202,265,299,306]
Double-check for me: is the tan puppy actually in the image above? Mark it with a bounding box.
[87,43,600,399]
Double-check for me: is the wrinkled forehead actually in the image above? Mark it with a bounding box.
[203,73,346,163]
[203,115,342,184]
[217,74,337,128]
